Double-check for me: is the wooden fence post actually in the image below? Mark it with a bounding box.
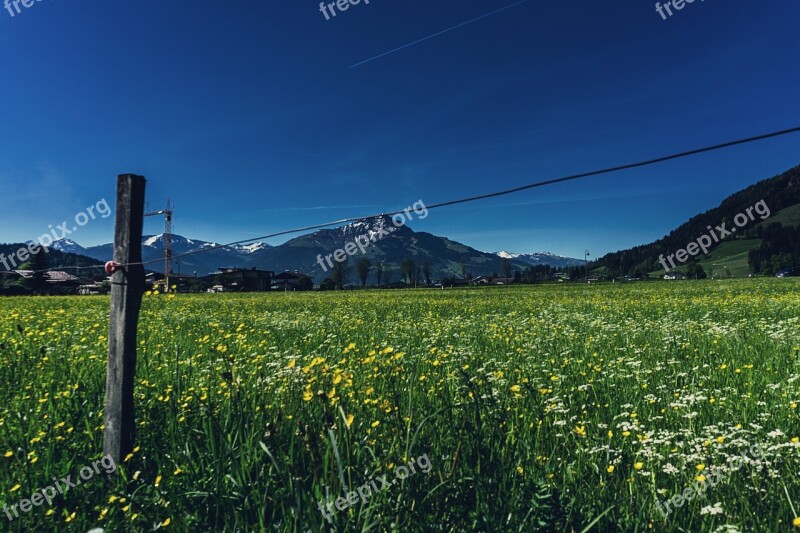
[103,174,146,462]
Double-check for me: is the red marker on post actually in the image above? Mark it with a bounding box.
[104,261,120,275]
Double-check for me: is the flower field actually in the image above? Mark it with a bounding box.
[1,280,800,531]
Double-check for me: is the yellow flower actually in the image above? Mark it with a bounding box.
[715,436,724,444]
[345,414,354,428]
[162,517,171,527]
[174,468,183,475]
[607,430,613,438]
[792,437,799,444]
[516,466,524,474]
[696,475,706,482]
[10,484,21,492]
[302,387,313,402]
[155,475,162,487]
[286,359,296,369]
[622,431,631,437]
[371,420,380,428]
[510,385,521,393]
[574,426,587,437]
[793,517,800,527]
[3,451,12,458]
[65,512,76,523]
[696,464,705,472]
[607,465,615,473]
[792,403,798,410]
[633,462,644,470]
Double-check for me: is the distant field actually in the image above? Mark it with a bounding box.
[1,281,799,531]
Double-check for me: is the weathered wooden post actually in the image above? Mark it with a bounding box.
[103,174,146,462]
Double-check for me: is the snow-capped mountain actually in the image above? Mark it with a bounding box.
[49,239,88,255]
[493,251,585,267]
[40,223,582,282]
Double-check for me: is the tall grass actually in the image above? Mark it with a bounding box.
[0,279,799,531]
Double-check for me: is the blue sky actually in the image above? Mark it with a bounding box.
[1,0,799,260]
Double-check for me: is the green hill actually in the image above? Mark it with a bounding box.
[599,163,800,278]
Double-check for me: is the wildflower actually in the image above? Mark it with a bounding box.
[793,517,800,527]
[607,465,615,473]
[633,462,644,470]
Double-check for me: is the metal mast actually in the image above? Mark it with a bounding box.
[144,199,174,291]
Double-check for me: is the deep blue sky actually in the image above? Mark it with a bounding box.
[1,0,799,259]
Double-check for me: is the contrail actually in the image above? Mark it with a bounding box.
[349,0,530,68]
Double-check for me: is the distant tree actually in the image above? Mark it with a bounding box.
[686,262,707,280]
[297,275,314,291]
[422,260,431,286]
[400,258,415,285]
[319,277,336,291]
[384,264,393,285]
[23,246,48,294]
[513,270,522,283]
[375,262,384,287]
[502,258,512,281]
[331,258,349,289]
[356,258,371,288]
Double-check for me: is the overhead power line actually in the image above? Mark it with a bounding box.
[16,124,800,273]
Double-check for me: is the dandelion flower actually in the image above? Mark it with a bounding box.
[634,462,644,470]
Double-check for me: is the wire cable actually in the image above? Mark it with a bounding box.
[13,124,800,273]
